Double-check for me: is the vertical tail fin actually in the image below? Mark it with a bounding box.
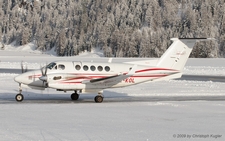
[157,38,210,71]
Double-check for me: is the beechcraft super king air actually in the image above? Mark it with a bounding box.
[14,38,212,103]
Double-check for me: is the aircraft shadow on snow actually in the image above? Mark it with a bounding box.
[1,91,225,104]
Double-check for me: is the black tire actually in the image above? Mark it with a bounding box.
[71,93,79,100]
[15,94,24,102]
[94,95,103,103]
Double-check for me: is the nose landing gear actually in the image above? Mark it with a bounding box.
[15,94,24,102]
[15,84,24,102]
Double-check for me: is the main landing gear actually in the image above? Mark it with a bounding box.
[94,91,104,103]
[15,85,24,102]
[94,95,104,103]
[71,91,79,100]
[71,90,104,103]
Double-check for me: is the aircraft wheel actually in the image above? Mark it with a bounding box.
[94,95,103,103]
[15,94,24,102]
[71,93,79,100]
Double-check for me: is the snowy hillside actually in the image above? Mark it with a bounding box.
[0,42,104,57]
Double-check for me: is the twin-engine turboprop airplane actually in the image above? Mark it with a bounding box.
[14,38,212,103]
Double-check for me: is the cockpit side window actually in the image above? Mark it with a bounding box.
[58,64,65,70]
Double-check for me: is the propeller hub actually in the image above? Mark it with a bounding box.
[39,76,47,81]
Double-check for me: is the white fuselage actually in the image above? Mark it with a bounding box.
[14,61,181,93]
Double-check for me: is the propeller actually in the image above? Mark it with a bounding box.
[39,65,48,88]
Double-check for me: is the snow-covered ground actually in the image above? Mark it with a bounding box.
[0,47,225,140]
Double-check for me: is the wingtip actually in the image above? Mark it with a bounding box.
[207,38,217,41]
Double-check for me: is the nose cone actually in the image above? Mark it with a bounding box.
[14,74,24,83]
[14,72,32,85]
[14,71,44,86]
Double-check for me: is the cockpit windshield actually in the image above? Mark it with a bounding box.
[46,62,56,70]
[46,62,65,70]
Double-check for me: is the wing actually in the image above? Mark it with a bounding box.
[178,74,225,82]
[82,65,137,84]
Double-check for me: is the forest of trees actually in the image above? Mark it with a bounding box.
[0,0,224,57]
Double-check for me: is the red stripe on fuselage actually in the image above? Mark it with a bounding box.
[132,74,168,78]
[135,68,177,73]
[29,74,42,78]
[59,74,169,84]
[61,82,82,84]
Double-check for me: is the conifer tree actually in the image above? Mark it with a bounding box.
[0,0,223,58]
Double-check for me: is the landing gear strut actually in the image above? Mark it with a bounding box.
[94,91,104,103]
[16,84,24,102]
[71,91,79,100]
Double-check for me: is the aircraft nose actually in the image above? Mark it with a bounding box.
[14,75,23,83]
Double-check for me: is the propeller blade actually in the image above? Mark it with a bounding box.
[39,63,48,88]
[41,66,44,76]
[44,66,47,76]
[21,61,28,73]
[25,65,28,73]
[21,61,24,73]
[33,72,35,82]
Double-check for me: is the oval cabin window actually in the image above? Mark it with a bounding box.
[105,66,110,72]
[90,66,96,71]
[83,65,88,71]
[98,66,103,71]
[75,65,81,70]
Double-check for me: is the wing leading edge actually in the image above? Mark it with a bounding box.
[82,65,137,84]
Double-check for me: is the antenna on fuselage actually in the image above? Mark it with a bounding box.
[108,58,112,63]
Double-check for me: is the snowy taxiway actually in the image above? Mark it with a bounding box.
[0,49,225,140]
